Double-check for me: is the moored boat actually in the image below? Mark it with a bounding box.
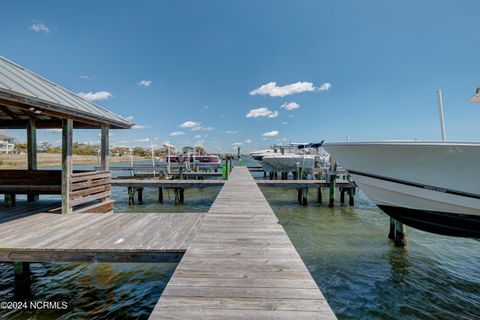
[323,141,480,238]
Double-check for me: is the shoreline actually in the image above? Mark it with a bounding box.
[0,153,149,169]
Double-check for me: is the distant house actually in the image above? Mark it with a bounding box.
[0,133,15,154]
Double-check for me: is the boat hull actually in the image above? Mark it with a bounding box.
[261,155,316,172]
[324,141,480,238]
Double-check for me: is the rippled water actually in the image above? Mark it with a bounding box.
[0,160,479,319]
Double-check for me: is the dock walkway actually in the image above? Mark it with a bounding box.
[151,167,336,319]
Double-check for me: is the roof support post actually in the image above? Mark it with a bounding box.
[61,119,73,214]
[100,125,109,171]
[27,118,38,201]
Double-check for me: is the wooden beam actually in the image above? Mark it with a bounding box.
[27,119,38,201]
[61,119,73,214]
[100,125,109,171]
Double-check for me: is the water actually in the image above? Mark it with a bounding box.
[1,160,479,319]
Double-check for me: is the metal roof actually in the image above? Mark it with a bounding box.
[0,56,132,129]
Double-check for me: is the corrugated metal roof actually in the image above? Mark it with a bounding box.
[0,56,132,128]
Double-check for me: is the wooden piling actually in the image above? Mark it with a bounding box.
[5,193,15,207]
[302,187,308,205]
[394,220,407,247]
[348,188,355,206]
[128,187,134,206]
[180,188,184,204]
[317,187,322,203]
[158,187,163,203]
[388,217,395,240]
[137,188,143,203]
[328,174,336,208]
[340,188,345,204]
[14,262,30,288]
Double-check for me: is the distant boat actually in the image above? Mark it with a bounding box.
[251,142,328,173]
[324,141,480,238]
[167,154,221,165]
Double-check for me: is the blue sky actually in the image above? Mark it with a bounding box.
[1,0,480,152]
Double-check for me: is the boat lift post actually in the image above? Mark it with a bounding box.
[437,89,447,141]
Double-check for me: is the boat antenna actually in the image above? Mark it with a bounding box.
[436,89,447,141]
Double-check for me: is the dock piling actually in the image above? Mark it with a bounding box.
[340,188,345,204]
[388,217,395,240]
[317,187,322,203]
[394,220,407,247]
[128,187,134,206]
[328,174,336,208]
[137,188,143,203]
[158,187,163,203]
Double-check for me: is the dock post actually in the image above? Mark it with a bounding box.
[263,171,267,178]
[302,188,308,205]
[5,193,16,207]
[137,188,143,203]
[158,187,163,203]
[180,188,185,204]
[297,188,302,203]
[328,174,336,208]
[388,217,395,240]
[348,188,355,206]
[340,188,345,204]
[317,188,322,203]
[14,262,30,295]
[394,220,407,247]
[128,187,134,206]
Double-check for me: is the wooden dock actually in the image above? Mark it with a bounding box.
[151,167,337,319]
[0,211,205,263]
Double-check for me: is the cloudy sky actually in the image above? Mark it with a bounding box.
[1,1,480,152]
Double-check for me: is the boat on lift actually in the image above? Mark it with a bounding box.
[323,89,480,238]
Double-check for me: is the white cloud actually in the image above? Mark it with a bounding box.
[233,142,243,146]
[78,91,112,101]
[225,130,239,134]
[170,131,185,136]
[250,81,331,97]
[46,129,61,133]
[132,124,150,129]
[281,102,300,111]
[30,23,50,33]
[179,121,200,128]
[262,130,279,137]
[192,126,214,131]
[244,139,252,144]
[268,111,279,118]
[195,140,205,145]
[135,138,150,142]
[125,115,134,121]
[246,107,277,118]
[79,75,95,80]
[138,80,152,87]
[282,121,288,125]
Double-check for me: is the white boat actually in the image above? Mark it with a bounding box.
[261,154,317,173]
[323,141,480,238]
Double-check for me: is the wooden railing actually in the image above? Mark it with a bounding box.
[70,170,114,213]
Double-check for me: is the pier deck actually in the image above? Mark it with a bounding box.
[0,212,205,263]
[151,167,337,319]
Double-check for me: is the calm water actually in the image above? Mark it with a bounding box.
[0,160,479,319]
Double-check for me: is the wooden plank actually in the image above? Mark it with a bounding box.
[74,200,115,213]
[70,184,111,198]
[71,172,111,183]
[70,190,111,207]
[71,170,110,178]
[71,178,111,191]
